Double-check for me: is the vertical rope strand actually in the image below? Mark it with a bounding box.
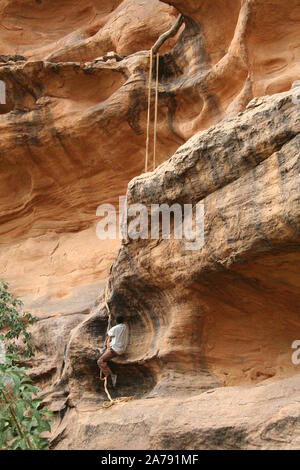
[105,279,111,330]
[104,377,113,402]
[153,53,159,171]
[145,49,153,173]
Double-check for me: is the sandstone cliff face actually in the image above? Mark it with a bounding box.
[0,0,299,449]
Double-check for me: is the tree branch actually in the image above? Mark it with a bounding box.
[151,14,184,54]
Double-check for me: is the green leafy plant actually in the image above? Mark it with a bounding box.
[0,356,52,449]
[0,281,36,357]
[0,281,52,450]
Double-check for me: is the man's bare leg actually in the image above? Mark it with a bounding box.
[97,348,118,386]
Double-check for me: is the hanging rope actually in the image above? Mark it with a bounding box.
[144,14,184,173]
[145,49,153,173]
[105,280,112,330]
[145,51,159,173]
[103,376,112,401]
[153,53,159,171]
[99,280,112,384]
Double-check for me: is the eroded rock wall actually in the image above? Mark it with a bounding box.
[1,0,299,301]
[50,87,300,449]
[61,88,300,404]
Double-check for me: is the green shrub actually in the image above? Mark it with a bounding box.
[0,281,36,357]
[0,281,52,450]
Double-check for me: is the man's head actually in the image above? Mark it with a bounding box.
[115,315,124,324]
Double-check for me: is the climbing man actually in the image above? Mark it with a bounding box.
[97,315,128,387]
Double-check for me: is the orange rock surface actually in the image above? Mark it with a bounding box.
[0,0,299,449]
